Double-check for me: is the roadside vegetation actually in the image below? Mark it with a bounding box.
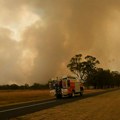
[0,83,48,90]
[67,53,120,89]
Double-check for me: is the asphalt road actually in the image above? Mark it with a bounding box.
[0,89,118,120]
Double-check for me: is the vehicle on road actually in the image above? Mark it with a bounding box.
[49,76,84,99]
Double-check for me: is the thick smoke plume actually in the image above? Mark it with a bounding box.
[0,0,120,84]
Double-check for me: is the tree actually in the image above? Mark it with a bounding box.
[10,84,19,90]
[92,69,112,89]
[67,54,100,82]
[67,54,82,80]
[111,71,120,87]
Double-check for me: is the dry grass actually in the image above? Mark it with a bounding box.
[13,89,120,120]
[0,90,53,107]
[0,89,102,107]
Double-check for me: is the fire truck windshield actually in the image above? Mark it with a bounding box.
[49,80,62,90]
[49,80,67,89]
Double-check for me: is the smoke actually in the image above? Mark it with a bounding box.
[0,0,120,84]
[0,28,23,84]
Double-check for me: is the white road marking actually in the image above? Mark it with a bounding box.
[0,100,56,113]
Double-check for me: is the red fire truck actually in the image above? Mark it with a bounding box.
[49,76,84,99]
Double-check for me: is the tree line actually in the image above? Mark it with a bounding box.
[67,54,120,89]
[0,83,48,90]
[1,53,120,90]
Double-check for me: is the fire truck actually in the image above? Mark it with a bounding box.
[49,76,84,99]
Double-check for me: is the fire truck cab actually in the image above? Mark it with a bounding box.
[49,76,84,99]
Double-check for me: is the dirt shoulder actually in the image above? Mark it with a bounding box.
[12,89,120,120]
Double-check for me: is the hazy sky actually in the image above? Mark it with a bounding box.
[0,0,120,84]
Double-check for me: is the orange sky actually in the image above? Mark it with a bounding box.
[0,0,120,84]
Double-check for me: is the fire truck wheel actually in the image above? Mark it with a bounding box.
[56,94,62,99]
[68,94,72,98]
[80,91,83,96]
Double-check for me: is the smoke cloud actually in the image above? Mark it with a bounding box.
[0,0,120,84]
